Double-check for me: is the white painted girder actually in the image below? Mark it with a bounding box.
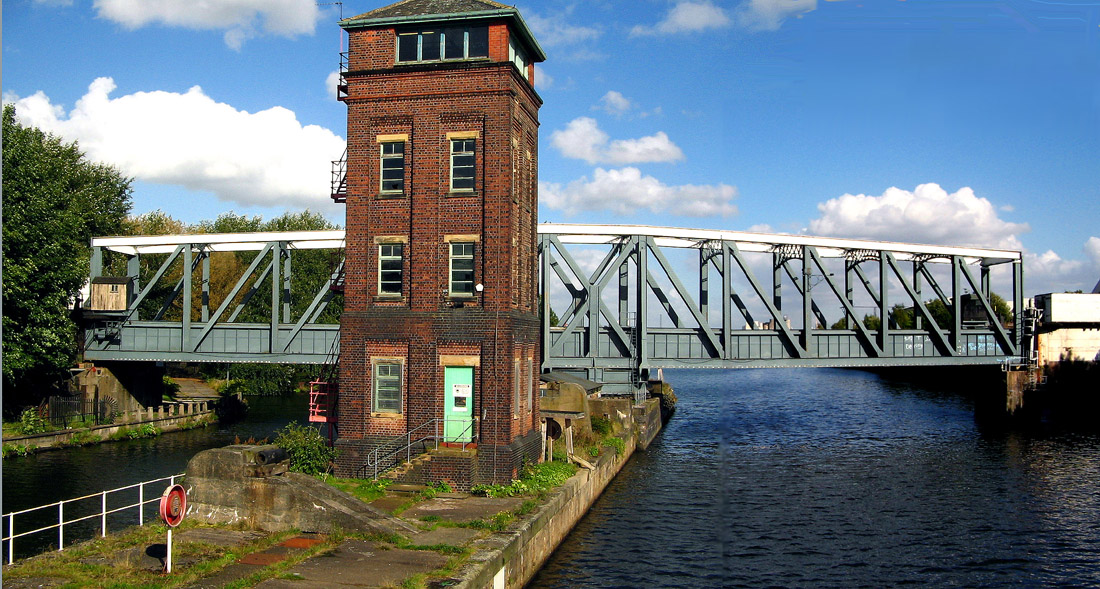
[92,225,1022,265]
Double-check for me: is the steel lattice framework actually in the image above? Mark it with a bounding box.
[539,225,1023,392]
[81,225,1024,391]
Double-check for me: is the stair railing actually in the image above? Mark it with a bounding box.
[359,418,479,479]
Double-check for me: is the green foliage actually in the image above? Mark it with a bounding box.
[2,106,133,410]
[64,431,102,447]
[274,422,337,476]
[605,436,626,456]
[323,476,392,502]
[470,460,577,498]
[589,415,612,435]
[17,407,49,435]
[162,375,181,396]
[418,480,454,500]
[129,423,159,439]
[3,443,36,458]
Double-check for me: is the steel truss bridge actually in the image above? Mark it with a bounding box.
[81,225,1024,392]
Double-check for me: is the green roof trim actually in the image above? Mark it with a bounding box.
[340,8,546,63]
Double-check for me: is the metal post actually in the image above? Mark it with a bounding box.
[284,249,293,323]
[802,247,812,352]
[128,253,141,320]
[201,249,210,322]
[166,528,173,573]
[271,243,282,353]
[722,243,732,357]
[182,245,192,351]
[101,493,107,537]
[879,252,889,354]
[914,262,923,330]
[9,514,15,564]
[58,502,64,551]
[139,483,144,526]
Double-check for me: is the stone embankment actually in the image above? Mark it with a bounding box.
[3,401,215,454]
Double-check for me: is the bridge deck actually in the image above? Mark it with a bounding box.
[81,225,1025,385]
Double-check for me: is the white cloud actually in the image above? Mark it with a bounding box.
[522,9,600,47]
[808,183,1028,250]
[550,117,684,165]
[735,0,817,32]
[6,77,345,211]
[1087,237,1100,269]
[631,1,731,36]
[596,91,634,117]
[540,167,738,217]
[325,70,341,101]
[93,0,320,49]
[534,65,554,90]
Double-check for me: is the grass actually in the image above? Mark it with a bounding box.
[320,475,393,502]
[2,520,297,588]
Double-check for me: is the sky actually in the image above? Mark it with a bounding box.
[3,0,1099,298]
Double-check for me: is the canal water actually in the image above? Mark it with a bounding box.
[1,394,309,560]
[530,368,1100,588]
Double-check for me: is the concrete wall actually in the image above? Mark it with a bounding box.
[4,406,213,451]
[454,431,639,589]
[1037,328,1100,365]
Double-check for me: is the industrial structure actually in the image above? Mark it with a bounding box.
[76,0,1047,486]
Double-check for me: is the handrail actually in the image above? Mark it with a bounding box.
[360,418,478,479]
[2,473,184,564]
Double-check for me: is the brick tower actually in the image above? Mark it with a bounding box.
[333,0,545,488]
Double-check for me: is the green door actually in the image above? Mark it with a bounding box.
[443,366,474,443]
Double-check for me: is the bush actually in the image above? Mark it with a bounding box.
[470,460,576,498]
[18,408,49,435]
[274,422,336,476]
[589,415,611,435]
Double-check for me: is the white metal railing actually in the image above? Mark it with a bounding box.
[360,418,477,479]
[2,473,184,564]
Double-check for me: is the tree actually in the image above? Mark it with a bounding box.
[2,105,132,410]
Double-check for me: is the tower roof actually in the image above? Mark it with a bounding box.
[342,0,545,62]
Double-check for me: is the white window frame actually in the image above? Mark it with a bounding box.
[372,359,404,414]
[449,242,475,296]
[450,138,475,192]
[378,243,403,296]
[380,141,404,193]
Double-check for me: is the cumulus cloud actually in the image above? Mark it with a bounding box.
[325,70,341,101]
[93,0,320,49]
[631,1,732,36]
[534,65,554,90]
[596,91,634,117]
[550,117,684,165]
[808,183,1028,250]
[735,0,817,32]
[540,167,738,217]
[6,77,345,211]
[522,9,600,47]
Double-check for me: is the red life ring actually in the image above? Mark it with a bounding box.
[159,484,187,527]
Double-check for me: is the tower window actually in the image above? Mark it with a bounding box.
[380,142,404,193]
[373,360,403,413]
[378,243,403,296]
[397,26,489,63]
[449,242,475,296]
[450,138,475,191]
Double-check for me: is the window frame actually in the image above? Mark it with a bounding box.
[372,359,404,414]
[379,141,405,194]
[377,243,403,297]
[449,241,475,297]
[449,138,475,192]
[396,26,489,63]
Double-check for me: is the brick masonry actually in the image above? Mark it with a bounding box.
[334,10,543,484]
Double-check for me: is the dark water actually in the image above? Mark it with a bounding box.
[530,369,1100,588]
[1,394,310,560]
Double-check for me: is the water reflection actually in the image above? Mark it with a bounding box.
[531,368,1100,588]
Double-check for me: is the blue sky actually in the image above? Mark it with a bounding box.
[3,0,1099,296]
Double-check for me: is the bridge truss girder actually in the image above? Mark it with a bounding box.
[82,231,345,364]
[539,225,1024,393]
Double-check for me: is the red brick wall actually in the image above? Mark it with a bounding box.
[335,18,542,482]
